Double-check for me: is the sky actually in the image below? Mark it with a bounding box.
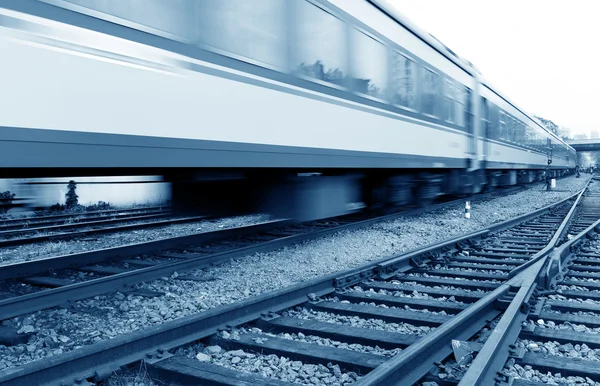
[389,0,598,137]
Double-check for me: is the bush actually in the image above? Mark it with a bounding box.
[65,180,79,209]
[46,201,113,214]
[0,191,16,214]
[86,201,112,211]
[49,203,66,213]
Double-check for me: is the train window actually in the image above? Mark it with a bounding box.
[390,52,417,109]
[480,97,490,138]
[294,1,348,87]
[526,126,535,149]
[454,86,465,127]
[499,112,506,140]
[196,0,287,69]
[444,80,455,123]
[61,0,197,39]
[516,121,523,142]
[487,102,498,139]
[421,68,439,116]
[508,119,516,142]
[350,29,388,99]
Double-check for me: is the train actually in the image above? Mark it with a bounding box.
[0,0,577,219]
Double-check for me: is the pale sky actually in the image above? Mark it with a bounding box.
[389,0,598,136]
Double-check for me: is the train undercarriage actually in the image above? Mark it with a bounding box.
[168,167,575,221]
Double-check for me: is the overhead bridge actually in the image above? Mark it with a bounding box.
[566,139,600,152]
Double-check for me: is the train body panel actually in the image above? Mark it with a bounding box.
[486,142,550,169]
[0,34,470,167]
[0,3,471,169]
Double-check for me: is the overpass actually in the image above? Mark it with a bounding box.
[566,139,600,152]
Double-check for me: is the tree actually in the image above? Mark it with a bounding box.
[534,115,560,136]
[65,180,79,209]
[0,191,15,214]
[534,115,572,141]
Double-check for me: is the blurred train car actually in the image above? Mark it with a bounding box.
[0,0,576,219]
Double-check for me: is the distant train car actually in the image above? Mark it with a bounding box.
[0,0,576,218]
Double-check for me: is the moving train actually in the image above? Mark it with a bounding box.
[0,0,576,219]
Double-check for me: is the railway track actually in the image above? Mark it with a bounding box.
[0,179,593,385]
[0,185,527,322]
[0,210,222,248]
[0,205,166,227]
[450,184,600,385]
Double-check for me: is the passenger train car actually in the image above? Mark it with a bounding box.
[0,0,576,218]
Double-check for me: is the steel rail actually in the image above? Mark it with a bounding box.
[458,260,543,386]
[0,184,521,279]
[458,181,600,386]
[0,189,579,321]
[0,220,292,320]
[0,198,470,320]
[0,218,282,280]
[354,281,513,386]
[0,205,167,225]
[542,213,600,290]
[507,177,591,278]
[0,188,583,385]
[0,270,338,386]
[0,214,215,248]
[0,186,524,277]
[0,212,169,237]
[0,208,167,232]
[352,183,590,386]
[374,187,582,279]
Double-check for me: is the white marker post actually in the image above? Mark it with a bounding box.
[465,201,471,219]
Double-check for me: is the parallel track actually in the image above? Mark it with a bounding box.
[0,205,166,227]
[0,212,220,248]
[0,179,592,386]
[452,181,600,385]
[0,186,525,321]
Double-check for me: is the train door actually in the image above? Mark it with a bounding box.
[464,88,476,168]
[480,97,490,166]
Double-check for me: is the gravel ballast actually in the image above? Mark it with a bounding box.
[520,339,600,362]
[501,338,600,385]
[389,280,489,294]
[0,175,590,372]
[176,334,359,386]
[504,358,600,386]
[345,286,466,304]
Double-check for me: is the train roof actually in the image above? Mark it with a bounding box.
[367,0,476,75]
